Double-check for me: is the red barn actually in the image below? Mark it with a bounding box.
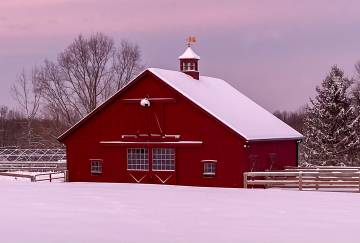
[58,45,303,187]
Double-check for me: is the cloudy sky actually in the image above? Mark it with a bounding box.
[1,0,360,111]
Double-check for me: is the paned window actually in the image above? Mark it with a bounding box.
[127,148,149,171]
[152,148,175,171]
[90,160,102,174]
[202,160,217,176]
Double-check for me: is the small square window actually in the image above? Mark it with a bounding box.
[90,160,102,175]
[202,160,217,177]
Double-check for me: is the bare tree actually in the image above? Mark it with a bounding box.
[112,40,143,90]
[35,33,143,127]
[11,70,42,147]
[58,33,114,113]
[36,59,82,127]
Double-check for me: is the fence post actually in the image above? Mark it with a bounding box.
[64,170,69,182]
[31,175,36,182]
[299,171,303,191]
[243,173,248,189]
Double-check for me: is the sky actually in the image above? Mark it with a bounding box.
[1,0,360,112]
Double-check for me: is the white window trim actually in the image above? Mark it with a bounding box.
[201,160,218,163]
[127,169,149,172]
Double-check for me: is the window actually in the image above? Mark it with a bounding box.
[90,160,102,175]
[152,148,175,171]
[127,148,149,171]
[202,160,217,176]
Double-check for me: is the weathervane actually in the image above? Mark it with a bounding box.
[186,36,197,47]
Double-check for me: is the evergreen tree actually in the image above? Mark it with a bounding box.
[301,65,360,166]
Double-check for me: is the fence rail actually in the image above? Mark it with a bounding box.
[244,169,360,192]
[34,171,68,182]
[284,166,360,172]
[0,172,36,182]
[0,171,68,182]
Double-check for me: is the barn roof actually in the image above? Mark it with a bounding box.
[148,68,303,141]
[58,68,303,142]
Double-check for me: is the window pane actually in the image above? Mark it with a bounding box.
[152,148,175,171]
[127,148,149,171]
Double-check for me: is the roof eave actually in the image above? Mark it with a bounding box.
[246,136,304,142]
[178,57,200,60]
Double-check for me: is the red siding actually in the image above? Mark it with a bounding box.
[62,72,298,188]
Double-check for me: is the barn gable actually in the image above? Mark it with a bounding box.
[58,67,302,142]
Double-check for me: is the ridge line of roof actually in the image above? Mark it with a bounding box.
[148,68,303,140]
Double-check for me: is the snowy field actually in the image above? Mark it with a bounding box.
[0,182,359,243]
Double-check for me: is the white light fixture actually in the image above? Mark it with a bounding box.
[140,98,150,107]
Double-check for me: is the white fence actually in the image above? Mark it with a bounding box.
[244,167,360,192]
[0,171,67,182]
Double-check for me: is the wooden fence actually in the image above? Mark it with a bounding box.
[284,166,360,171]
[0,171,68,182]
[244,168,360,192]
[34,171,68,182]
[0,172,36,182]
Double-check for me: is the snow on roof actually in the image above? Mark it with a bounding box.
[178,47,200,60]
[149,68,303,141]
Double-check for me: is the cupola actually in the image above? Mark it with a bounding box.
[179,36,200,80]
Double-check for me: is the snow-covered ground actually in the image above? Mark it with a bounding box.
[0,182,359,243]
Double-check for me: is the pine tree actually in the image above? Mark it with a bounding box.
[301,65,360,166]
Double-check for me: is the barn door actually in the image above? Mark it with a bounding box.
[150,148,176,185]
[126,147,176,184]
[127,148,151,184]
